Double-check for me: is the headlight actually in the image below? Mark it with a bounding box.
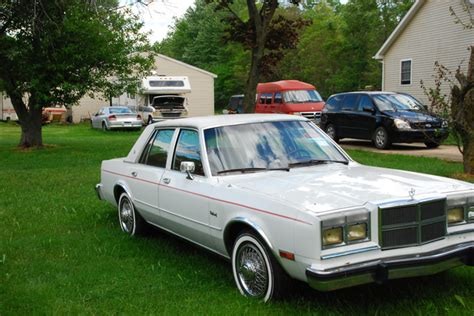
[347,223,367,241]
[448,207,465,224]
[322,227,343,246]
[394,118,411,130]
[441,120,448,128]
[321,209,370,249]
[469,206,474,221]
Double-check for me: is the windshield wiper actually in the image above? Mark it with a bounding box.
[217,167,290,175]
[288,159,349,168]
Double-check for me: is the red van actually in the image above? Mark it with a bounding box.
[256,80,325,123]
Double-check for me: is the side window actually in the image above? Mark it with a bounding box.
[265,93,272,104]
[341,94,359,111]
[173,129,204,176]
[140,129,175,167]
[274,92,282,104]
[259,94,265,104]
[401,59,412,85]
[358,95,374,112]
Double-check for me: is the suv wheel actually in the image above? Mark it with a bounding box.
[325,124,339,142]
[374,127,390,149]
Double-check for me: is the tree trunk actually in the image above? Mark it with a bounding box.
[243,46,264,113]
[462,137,474,175]
[19,108,43,148]
[9,92,44,148]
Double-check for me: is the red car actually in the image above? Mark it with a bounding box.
[256,80,325,123]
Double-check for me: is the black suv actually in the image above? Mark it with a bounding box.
[320,92,448,149]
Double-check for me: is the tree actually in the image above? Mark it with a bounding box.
[0,0,154,148]
[208,0,305,113]
[157,0,250,109]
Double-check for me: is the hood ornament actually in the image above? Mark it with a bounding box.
[409,188,416,199]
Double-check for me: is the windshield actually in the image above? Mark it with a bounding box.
[283,90,323,103]
[109,107,133,114]
[373,94,425,112]
[204,120,348,176]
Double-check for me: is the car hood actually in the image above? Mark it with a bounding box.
[221,164,473,214]
[384,110,441,122]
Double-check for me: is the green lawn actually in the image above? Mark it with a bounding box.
[1,122,473,315]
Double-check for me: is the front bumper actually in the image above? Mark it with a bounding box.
[392,128,448,143]
[306,242,474,291]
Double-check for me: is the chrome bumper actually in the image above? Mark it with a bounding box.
[95,184,103,200]
[306,242,474,291]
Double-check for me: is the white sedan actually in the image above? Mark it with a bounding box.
[96,114,474,301]
[91,106,142,131]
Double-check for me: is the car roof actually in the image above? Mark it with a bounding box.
[257,80,316,93]
[151,114,308,129]
[329,91,397,98]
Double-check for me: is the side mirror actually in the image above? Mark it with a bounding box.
[180,161,195,180]
[363,106,375,114]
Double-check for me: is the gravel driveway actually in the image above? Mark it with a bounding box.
[340,139,462,162]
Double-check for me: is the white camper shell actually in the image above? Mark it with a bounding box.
[138,76,190,124]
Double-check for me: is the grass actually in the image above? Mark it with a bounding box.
[1,122,473,315]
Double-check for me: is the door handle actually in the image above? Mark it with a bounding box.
[131,172,137,177]
[163,178,171,184]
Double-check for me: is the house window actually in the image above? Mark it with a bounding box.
[400,59,412,85]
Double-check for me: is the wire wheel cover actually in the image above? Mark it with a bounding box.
[236,242,269,297]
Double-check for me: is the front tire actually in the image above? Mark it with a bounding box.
[374,126,390,149]
[102,121,108,131]
[118,192,147,236]
[232,231,288,302]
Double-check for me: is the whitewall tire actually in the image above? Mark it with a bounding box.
[232,231,287,302]
[118,193,146,236]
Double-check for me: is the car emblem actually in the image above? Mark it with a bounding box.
[425,123,432,128]
[409,188,416,199]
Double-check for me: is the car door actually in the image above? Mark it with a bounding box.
[338,94,360,138]
[127,128,176,223]
[158,128,214,248]
[355,94,377,139]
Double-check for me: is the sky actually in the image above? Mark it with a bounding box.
[128,0,195,44]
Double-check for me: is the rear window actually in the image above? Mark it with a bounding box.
[109,107,132,114]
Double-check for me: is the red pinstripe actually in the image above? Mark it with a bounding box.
[103,169,312,225]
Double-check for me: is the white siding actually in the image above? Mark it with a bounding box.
[383,0,474,104]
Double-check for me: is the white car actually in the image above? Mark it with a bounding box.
[96,114,474,301]
[91,106,142,131]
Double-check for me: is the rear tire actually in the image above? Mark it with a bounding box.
[425,141,440,149]
[118,192,147,236]
[373,126,390,149]
[232,230,289,302]
[325,124,339,142]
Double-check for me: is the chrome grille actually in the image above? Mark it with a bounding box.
[410,121,441,129]
[379,199,446,250]
[301,112,321,120]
